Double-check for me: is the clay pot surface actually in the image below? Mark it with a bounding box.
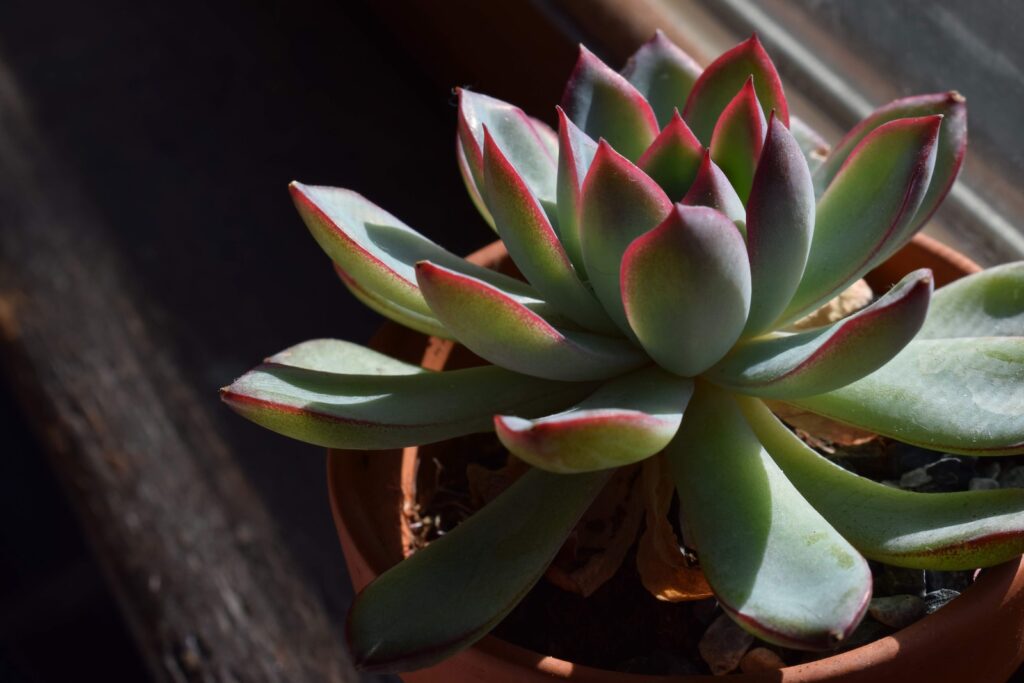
[328,234,1024,682]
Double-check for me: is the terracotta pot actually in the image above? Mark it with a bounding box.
[328,234,1024,682]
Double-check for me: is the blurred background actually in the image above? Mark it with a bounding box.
[1,1,1020,681]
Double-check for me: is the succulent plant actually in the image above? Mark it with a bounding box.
[222,32,1024,673]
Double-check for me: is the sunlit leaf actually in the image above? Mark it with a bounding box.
[621,30,703,128]
[638,109,704,200]
[709,77,767,203]
[918,262,1024,339]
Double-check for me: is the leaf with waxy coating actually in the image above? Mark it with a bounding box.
[638,110,704,200]
[781,116,942,323]
[555,107,599,277]
[266,338,424,374]
[220,347,595,450]
[457,89,558,223]
[682,150,746,228]
[579,141,672,336]
[291,183,538,318]
[683,34,789,143]
[742,397,1024,569]
[348,467,611,672]
[711,269,932,399]
[666,384,871,650]
[815,92,967,236]
[335,265,450,339]
[481,128,614,332]
[709,77,767,203]
[918,263,1024,339]
[789,115,831,174]
[416,261,647,381]
[457,135,494,229]
[743,114,816,335]
[621,30,702,128]
[561,46,660,161]
[622,205,751,376]
[787,337,1024,455]
[495,367,693,473]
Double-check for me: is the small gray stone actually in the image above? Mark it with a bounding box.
[699,614,754,675]
[881,479,901,488]
[1001,465,1024,489]
[739,647,786,673]
[925,569,973,592]
[837,617,892,651]
[969,477,1000,491]
[923,589,960,614]
[899,466,931,489]
[978,461,1001,480]
[868,594,926,629]
[874,565,926,597]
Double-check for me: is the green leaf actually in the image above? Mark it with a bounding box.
[666,384,870,650]
[481,128,614,333]
[561,46,660,161]
[555,107,599,278]
[621,205,750,376]
[416,261,647,381]
[741,396,1024,570]
[682,34,789,144]
[456,134,495,230]
[788,337,1024,455]
[681,150,747,229]
[495,367,693,473]
[290,183,538,318]
[637,109,705,201]
[918,262,1024,339]
[789,115,830,174]
[709,77,767,203]
[621,30,702,128]
[348,467,611,672]
[221,347,595,449]
[743,115,815,336]
[579,141,672,337]
[780,116,942,323]
[710,269,932,399]
[335,265,451,339]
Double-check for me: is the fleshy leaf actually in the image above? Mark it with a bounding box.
[637,109,704,200]
[290,183,538,317]
[787,337,1024,455]
[681,150,747,228]
[742,396,1024,570]
[579,141,672,335]
[709,77,767,203]
[561,45,660,161]
[621,30,702,128]
[621,205,751,376]
[710,269,932,398]
[220,346,594,450]
[494,367,693,473]
[815,92,967,235]
[743,114,816,335]
[415,261,647,381]
[456,135,495,229]
[335,265,451,339]
[918,262,1024,339]
[666,385,871,650]
[481,128,614,332]
[555,107,599,276]
[348,467,611,672]
[457,88,558,223]
[780,116,942,323]
[682,34,789,144]
[789,115,831,174]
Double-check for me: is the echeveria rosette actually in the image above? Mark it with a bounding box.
[221,32,1024,673]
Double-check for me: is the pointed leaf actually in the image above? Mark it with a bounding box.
[709,77,767,202]
[681,150,746,228]
[348,467,611,672]
[266,338,425,374]
[711,270,932,399]
[290,183,538,317]
[918,262,1024,339]
[667,385,871,650]
[456,135,495,229]
[457,88,558,222]
[743,114,816,335]
[495,368,693,473]
[622,205,751,376]
[637,109,704,200]
[788,337,1024,455]
[781,116,942,322]
[816,92,967,235]
[683,35,789,143]
[741,396,1024,570]
[555,107,599,276]
[790,115,831,174]
[221,349,594,450]
[481,128,614,332]
[561,45,660,161]
[579,141,672,335]
[416,261,647,380]
[621,30,702,128]
[335,265,451,338]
